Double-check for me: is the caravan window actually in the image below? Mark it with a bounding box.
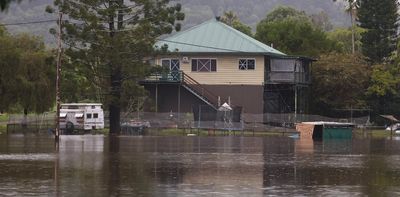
[93,113,98,118]
[86,113,92,119]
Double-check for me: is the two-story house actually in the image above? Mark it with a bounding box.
[140,18,313,122]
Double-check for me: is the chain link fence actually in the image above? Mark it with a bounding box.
[5,111,372,134]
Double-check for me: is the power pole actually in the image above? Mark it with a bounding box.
[55,12,63,142]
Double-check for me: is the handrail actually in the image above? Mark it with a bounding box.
[181,71,220,108]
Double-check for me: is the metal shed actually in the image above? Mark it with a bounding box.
[296,121,354,140]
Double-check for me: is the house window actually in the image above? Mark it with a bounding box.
[239,59,255,70]
[86,113,92,119]
[93,113,98,119]
[161,59,180,71]
[191,59,217,72]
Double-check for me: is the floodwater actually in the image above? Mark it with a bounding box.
[1,135,400,196]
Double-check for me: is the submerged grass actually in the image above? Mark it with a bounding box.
[145,128,297,137]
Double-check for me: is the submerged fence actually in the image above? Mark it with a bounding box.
[5,111,372,134]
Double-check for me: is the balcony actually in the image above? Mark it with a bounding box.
[266,58,312,85]
[140,71,183,83]
[266,71,310,84]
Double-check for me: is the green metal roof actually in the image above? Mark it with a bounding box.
[156,19,286,55]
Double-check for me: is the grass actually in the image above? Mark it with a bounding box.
[0,125,6,134]
[0,113,9,123]
[353,129,397,138]
[145,128,298,137]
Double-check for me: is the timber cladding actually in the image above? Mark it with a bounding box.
[156,55,265,85]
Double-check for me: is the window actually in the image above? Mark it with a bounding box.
[86,113,92,119]
[93,113,98,119]
[239,59,255,70]
[161,59,180,71]
[191,59,217,72]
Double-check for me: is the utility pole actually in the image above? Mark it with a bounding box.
[55,12,63,142]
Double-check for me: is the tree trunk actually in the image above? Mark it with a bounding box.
[108,0,123,134]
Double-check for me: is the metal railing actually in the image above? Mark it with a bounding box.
[181,72,220,109]
[267,72,310,84]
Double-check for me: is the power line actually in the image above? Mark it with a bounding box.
[0,19,57,26]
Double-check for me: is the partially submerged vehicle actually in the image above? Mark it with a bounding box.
[296,121,354,140]
[59,103,104,134]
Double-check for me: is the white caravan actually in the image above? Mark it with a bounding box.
[60,103,104,132]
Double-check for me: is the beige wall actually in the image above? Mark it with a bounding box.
[156,55,265,85]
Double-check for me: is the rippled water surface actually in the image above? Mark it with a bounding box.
[1,134,400,196]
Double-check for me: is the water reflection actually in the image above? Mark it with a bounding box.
[1,134,400,196]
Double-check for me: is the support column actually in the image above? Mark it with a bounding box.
[178,85,181,121]
[155,84,158,113]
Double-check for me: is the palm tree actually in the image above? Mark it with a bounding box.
[333,0,360,54]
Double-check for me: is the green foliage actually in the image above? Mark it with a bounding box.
[51,0,184,133]
[220,11,252,36]
[310,53,370,113]
[358,0,399,63]
[327,27,364,54]
[255,7,337,57]
[0,28,55,114]
[367,64,400,97]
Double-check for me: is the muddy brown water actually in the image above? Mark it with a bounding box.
[0,134,400,196]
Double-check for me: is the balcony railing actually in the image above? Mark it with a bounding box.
[266,71,310,84]
[142,71,183,83]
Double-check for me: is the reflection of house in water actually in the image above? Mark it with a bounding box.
[147,137,265,195]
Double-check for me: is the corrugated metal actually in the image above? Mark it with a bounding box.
[323,128,353,139]
[156,19,285,55]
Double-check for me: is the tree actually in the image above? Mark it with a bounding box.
[220,11,252,36]
[327,27,364,54]
[255,6,337,57]
[366,64,400,114]
[51,0,184,134]
[0,27,20,112]
[14,34,56,116]
[0,27,55,115]
[333,0,360,54]
[310,53,370,115]
[358,0,399,63]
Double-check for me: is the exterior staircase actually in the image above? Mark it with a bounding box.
[180,72,219,110]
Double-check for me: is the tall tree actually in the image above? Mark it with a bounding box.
[310,53,370,114]
[0,28,55,115]
[51,0,184,134]
[220,11,252,36]
[0,27,20,112]
[255,6,337,57]
[358,0,398,63]
[327,26,364,54]
[13,34,56,116]
[333,0,360,54]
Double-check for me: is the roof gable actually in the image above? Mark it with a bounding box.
[156,19,285,55]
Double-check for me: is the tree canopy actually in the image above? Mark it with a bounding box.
[310,53,370,113]
[358,0,399,63]
[0,27,55,114]
[51,0,184,133]
[255,6,337,57]
[220,11,252,36]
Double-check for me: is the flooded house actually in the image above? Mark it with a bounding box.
[140,18,313,121]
